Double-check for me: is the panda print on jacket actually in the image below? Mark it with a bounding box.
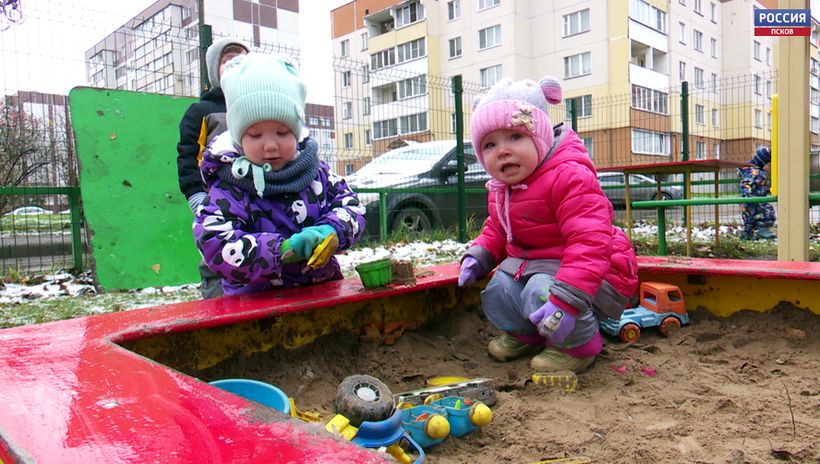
[193,133,366,296]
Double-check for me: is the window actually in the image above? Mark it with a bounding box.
[398,75,427,99]
[371,48,396,70]
[695,104,705,124]
[712,108,719,127]
[710,38,717,58]
[766,80,771,99]
[754,75,762,95]
[340,39,349,57]
[345,164,355,175]
[766,47,771,65]
[694,0,702,15]
[679,22,686,44]
[362,65,370,83]
[342,101,352,120]
[564,52,591,78]
[478,25,501,49]
[361,32,368,51]
[582,136,594,158]
[395,1,424,28]
[364,130,372,146]
[344,132,353,149]
[632,128,671,155]
[449,37,462,58]
[309,117,319,125]
[629,0,666,33]
[341,70,351,88]
[754,109,762,128]
[480,64,502,87]
[696,141,706,159]
[397,38,426,63]
[447,0,460,20]
[710,2,716,22]
[753,41,761,60]
[679,61,686,80]
[812,116,820,134]
[711,73,718,93]
[478,0,499,10]
[713,143,721,159]
[373,119,398,139]
[565,95,593,119]
[694,67,704,88]
[693,30,703,51]
[399,112,428,134]
[563,9,590,37]
[450,113,457,133]
[631,85,669,114]
[362,97,371,115]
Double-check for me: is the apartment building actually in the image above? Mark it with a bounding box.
[85,0,301,97]
[331,0,820,170]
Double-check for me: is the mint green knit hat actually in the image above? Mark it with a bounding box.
[221,53,308,144]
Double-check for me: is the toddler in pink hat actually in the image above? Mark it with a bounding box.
[458,75,639,373]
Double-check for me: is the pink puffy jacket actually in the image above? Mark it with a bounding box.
[471,127,638,311]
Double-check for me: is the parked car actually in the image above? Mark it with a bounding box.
[3,206,52,216]
[345,140,490,237]
[596,172,683,207]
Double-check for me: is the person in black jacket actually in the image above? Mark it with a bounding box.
[177,37,249,298]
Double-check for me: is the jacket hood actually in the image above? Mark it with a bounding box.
[200,131,241,186]
[522,125,595,184]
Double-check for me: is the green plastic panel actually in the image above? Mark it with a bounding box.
[69,87,200,290]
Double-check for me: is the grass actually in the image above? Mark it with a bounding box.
[0,286,200,329]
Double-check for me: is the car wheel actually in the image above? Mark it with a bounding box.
[654,192,673,201]
[659,317,681,337]
[392,207,432,234]
[334,375,395,426]
[619,323,641,343]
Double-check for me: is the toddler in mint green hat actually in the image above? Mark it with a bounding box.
[192,53,366,296]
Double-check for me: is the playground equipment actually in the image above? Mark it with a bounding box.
[0,260,817,462]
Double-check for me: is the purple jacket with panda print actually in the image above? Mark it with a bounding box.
[193,132,366,296]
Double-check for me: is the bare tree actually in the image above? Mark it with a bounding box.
[0,101,54,211]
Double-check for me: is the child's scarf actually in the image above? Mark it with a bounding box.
[218,137,320,197]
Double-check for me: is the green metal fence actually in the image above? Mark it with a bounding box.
[3,23,820,275]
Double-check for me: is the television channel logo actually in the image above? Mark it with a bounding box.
[754,9,811,36]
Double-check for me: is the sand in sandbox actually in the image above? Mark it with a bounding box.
[198,304,819,464]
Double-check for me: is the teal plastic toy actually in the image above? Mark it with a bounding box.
[429,396,492,437]
[400,405,450,449]
[209,378,291,414]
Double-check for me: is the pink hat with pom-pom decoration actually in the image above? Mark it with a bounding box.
[470,76,563,168]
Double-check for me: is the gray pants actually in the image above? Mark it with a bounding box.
[480,270,599,349]
[198,259,223,299]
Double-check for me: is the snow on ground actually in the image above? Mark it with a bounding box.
[0,240,470,306]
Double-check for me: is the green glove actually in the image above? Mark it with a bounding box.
[280,225,337,264]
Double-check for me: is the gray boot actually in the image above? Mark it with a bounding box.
[756,227,776,239]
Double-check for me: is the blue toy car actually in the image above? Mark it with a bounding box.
[600,282,690,342]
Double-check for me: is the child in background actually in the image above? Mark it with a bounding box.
[177,37,249,298]
[738,147,776,240]
[458,76,639,373]
[193,53,366,295]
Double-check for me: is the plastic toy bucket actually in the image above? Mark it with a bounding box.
[400,404,450,449]
[210,378,291,414]
[355,258,392,288]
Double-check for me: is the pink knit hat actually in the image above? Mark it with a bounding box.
[470,76,563,168]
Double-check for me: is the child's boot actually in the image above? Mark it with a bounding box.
[530,348,595,373]
[488,332,543,362]
[530,331,602,373]
[756,227,776,239]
